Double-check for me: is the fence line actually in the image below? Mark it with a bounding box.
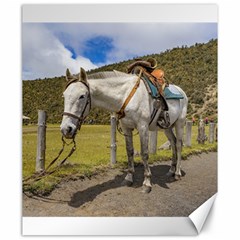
[149,131,158,154]
[185,121,193,147]
[36,110,47,172]
[209,122,215,143]
[197,119,208,144]
[110,113,117,164]
[34,110,216,169]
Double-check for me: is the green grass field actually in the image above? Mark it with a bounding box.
[23,124,217,195]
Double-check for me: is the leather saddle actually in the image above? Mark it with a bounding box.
[127,58,171,129]
[127,59,169,111]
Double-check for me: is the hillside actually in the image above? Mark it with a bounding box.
[22,39,217,124]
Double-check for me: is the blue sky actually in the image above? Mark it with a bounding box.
[83,36,114,64]
[22,23,217,80]
[66,36,114,63]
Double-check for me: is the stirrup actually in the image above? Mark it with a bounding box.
[157,111,170,129]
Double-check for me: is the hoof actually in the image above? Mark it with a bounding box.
[166,171,175,178]
[175,174,182,181]
[141,185,152,193]
[122,179,133,187]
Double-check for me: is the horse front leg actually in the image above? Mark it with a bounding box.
[122,127,135,186]
[139,124,152,193]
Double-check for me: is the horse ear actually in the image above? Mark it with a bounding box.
[66,68,72,81]
[79,67,88,83]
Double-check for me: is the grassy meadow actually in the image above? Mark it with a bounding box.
[23,124,217,195]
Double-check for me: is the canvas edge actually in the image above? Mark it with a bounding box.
[189,193,217,234]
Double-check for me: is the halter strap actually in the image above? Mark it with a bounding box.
[62,112,83,121]
[63,79,91,130]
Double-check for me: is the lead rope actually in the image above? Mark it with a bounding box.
[23,136,76,186]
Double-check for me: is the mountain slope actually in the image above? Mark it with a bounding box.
[23,39,217,123]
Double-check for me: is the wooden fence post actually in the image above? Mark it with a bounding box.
[36,110,47,172]
[185,121,193,147]
[209,122,215,143]
[149,131,158,154]
[197,119,207,144]
[215,125,218,142]
[110,113,117,164]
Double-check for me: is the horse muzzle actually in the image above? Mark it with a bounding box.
[60,124,77,139]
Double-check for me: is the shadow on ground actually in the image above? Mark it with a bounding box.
[68,164,185,208]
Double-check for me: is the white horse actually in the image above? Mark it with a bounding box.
[61,68,188,193]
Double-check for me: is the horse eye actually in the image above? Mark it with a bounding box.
[79,95,85,100]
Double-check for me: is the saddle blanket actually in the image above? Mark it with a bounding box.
[143,76,184,100]
[164,85,184,99]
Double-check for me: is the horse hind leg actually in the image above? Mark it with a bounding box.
[122,127,135,187]
[164,128,177,177]
[139,124,152,193]
[174,119,185,180]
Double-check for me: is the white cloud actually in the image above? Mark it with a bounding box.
[22,24,97,80]
[105,23,217,62]
[23,23,217,80]
[46,22,217,63]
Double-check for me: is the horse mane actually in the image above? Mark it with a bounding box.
[88,70,130,80]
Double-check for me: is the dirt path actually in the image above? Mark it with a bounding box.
[23,152,217,217]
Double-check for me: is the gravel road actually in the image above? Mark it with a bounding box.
[23,152,217,217]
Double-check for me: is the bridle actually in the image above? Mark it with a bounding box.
[62,79,91,131]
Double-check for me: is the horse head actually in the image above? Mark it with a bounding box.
[60,67,91,139]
